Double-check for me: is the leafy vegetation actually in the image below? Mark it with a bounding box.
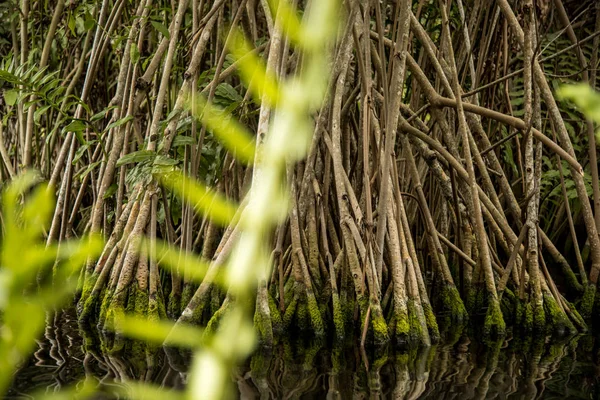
[1,0,600,397]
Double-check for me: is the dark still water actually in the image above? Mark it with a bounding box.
[7,310,600,399]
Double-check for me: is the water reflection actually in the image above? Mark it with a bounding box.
[7,309,600,399]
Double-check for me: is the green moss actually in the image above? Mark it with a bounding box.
[282,294,298,332]
[254,303,274,346]
[306,291,325,337]
[579,283,596,321]
[331,292,345,341]
[523,301,534,333]
[78,273,98,315]
[98,287,113,329]
[204,301,229,338]
[268,291,283,336]
[331,344,344,373]
[483,299,506,339]
[210,285,222,316]
[133,284,148,316]
[79,289,100,324]
[167,291,181,320]
[393,307,410,346]
[370,302,389,346]
[532,302,546,333]
[181,282,195,314]
[103,302,126,353]
[407,300,424,347]
[439,283,468,323]
[283,279,294,306]
[543,294,575,336]
[422,302,440,344]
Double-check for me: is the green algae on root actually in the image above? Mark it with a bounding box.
[204,299,230,338]
[483,298,506,339]
[306,290,325,337]
[282,294,298,332]
[439,282,468,323]
[422,302,440,344]
[543,294,575,336]
[254,304,274,346]
[579,283,596,321]
[532,302,546,334]
[331,291,345,341]
[167,291,181,320]
[407,299,426,347]
[268,291,283,336]
[370,302,390,346]
[390,306,409,346]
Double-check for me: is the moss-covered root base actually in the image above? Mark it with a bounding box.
[369,302,390,346]
[167,291,181,321]
[331,292,345,342]
[78,287,102,324]
[254,294,274,347]
[389,308,409,348]
[180,283,195,316]
[283,294,299,332]
[439,283,468,324]
[77,274,99,318]
[407,299,429,347]
[306,291,325,338]
[543,294,576,336]
[483,299,506,340]
[267,292,283,337]
[254,308,274,347]
[579,283,596,321]
[204,300,230,338]
[422,302,440,344]
[532,302,546,334]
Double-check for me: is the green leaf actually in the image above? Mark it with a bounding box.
[3,90,18,106]
[68,13,76,35]
[0,70,23,85]
[105,115,133,132]
[117,150,156,167]
[188,95,255,164]
[62,120,88,144]
[173,135,196,147]
[141,238,216,285]
[153,155,179,166]
[130,42,140,65]
[103,183,118,199]
[159,171,238,226]
[84,11,95,31]
[151,21,170,40]
[227,29,280,106]
[215,83,243,103]
[557,84,600,123]
[91,105,117,122]
[34,105,52,122]
[78,160,101,180]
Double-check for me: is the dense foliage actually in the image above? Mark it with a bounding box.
[1,0,600,396]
